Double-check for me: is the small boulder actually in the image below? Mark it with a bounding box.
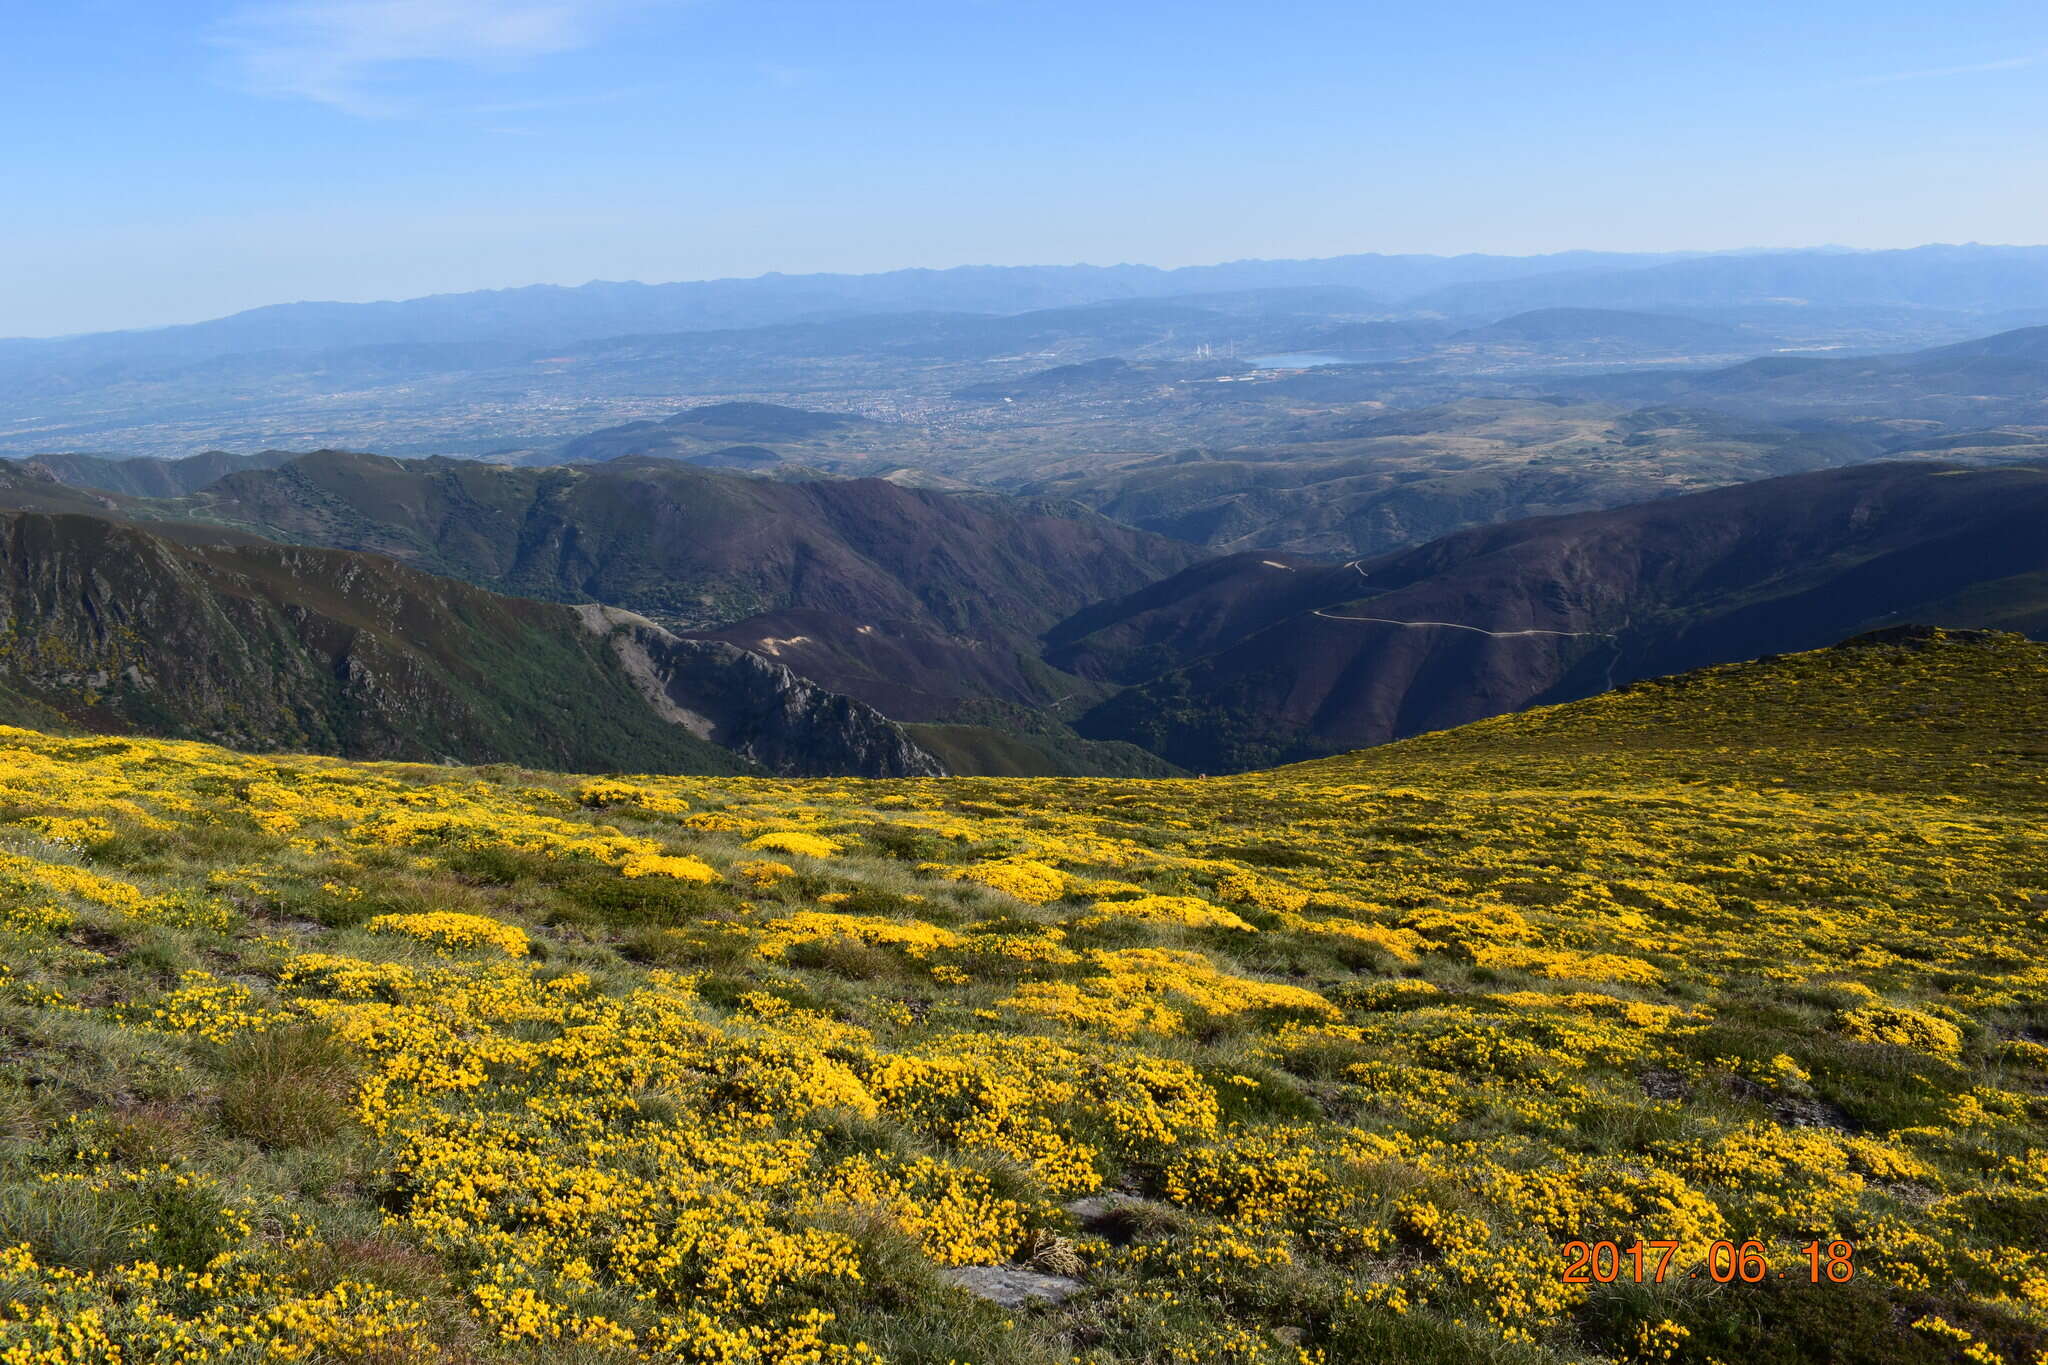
[943,1265,1083,1308]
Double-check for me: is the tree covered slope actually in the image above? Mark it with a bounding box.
[0,628,2039,1363]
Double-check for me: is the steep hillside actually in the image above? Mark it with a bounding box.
[0,631,2038,1364]
[1069,460,2048,769]
[176,451,1206,639]
[0,511,938,778]
[149,450,1206,719]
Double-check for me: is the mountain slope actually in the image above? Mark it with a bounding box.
[550,402,883,466]
[175,451,1207,637]
[1067,460,2048,769]
[0,511,938,777]
[1445,307,1748,354]
[153,450,1209,719]
[0,630,2038,1364]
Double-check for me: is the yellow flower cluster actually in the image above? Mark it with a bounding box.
[364,910,531,956]
[0,635,2041,1362]
[949,856,1066,903]
[619,850,719,881]
[1078,893,1254,932]
[1840,1003,1966,1056]
[746,830,843,858]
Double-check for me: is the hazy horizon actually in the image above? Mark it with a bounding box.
[13,239,2048,343]
[7,0,2046,337]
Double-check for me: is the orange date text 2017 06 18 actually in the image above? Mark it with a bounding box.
[1561,1240,1857,1284]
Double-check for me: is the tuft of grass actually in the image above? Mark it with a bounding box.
[212,1023,358,1149]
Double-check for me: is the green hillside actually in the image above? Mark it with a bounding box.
[0,628,2038,1363]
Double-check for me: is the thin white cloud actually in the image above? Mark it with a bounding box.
[1850,52,2043,86]
[213,1,613,116]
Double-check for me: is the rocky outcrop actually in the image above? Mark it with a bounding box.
[576,605,945,777]
[0,509,938,778]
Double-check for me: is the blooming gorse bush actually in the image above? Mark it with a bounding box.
[0,633,2040,1362]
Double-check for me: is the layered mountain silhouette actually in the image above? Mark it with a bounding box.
[1059,460,2048,770]
[10,434,2047,780]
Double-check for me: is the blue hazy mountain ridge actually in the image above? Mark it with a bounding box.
[1410,243,2048,316]
[0,250,1696,364]
[12,245,2045,378]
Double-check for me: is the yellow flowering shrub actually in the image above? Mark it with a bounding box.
[577,778,691,817]
[950,857,1066,903]
[0,635,2041,1363]
[365,910,531,956]
[745,831,842,858]
[1840,1003,1966,1056]
[1078,893,1255,932]
[1215,869,1309,914]
[619,851,719,882]
[735,859,797,888]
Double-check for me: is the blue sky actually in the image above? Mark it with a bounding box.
[5,0,2045,336]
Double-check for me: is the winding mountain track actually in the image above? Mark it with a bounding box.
[1308,609,1614,637]
[1321,560,1615,638]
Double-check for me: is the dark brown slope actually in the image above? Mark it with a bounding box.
[0,511,938,778]
[1068,460,2048,771]
[176,451,1207,639]
[689,609,1090,721]
[161,450,1208,717]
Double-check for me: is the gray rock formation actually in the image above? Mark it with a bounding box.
[941,1265,1083,1309]
[577,605,945,778]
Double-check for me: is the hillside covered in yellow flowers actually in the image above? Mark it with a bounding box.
[0,626,2042,1364]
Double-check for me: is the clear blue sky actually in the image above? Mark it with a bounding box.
[5,0,2045,336]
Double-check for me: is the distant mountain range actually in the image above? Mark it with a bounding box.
[14,245,2048,364]
[0,249,1705,358]
[7,244,2048,461]
[1409,244,2048,317]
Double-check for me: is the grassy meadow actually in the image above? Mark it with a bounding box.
[0,629,2041,1364]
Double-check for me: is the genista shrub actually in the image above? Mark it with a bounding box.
[0,629,2040,1362]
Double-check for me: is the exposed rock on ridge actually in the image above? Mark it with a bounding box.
[576,605,945,777]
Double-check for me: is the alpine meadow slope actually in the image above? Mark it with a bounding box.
[0,629,2038,1363]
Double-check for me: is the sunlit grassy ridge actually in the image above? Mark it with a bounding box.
[0,628,2042,1364]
